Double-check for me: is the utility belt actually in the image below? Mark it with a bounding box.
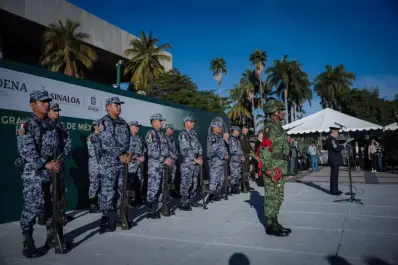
[271,153,289,161]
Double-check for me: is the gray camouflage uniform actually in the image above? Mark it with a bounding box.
[48,102,72,183]
[87,120,101,199]
[228,126,244,185]
[16,90,55,233]
[178,116,203,202]
[98,97,132,214]
[145,114,170,204]
[165,124,178,185]
[128,121,146,185]
[208,121,228,194]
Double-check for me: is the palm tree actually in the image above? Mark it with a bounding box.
[314,64,355,110]
[266,55,311,123]
[249,49,267,102]
[40,19,97,78]
[240,69,258,106]
[209,57,228,106]
[227,84,252,125]
[124,31,172,95]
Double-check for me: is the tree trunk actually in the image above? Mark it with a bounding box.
[219,82,223,107]
[284,85,289,124]
[290,104,294,123]
[295,104,298,120]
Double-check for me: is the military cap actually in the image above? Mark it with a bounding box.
[92,120,100,126]
[128,121,141,127]
[183,116,196,123]
[242,124,249,128]
[49,102,61,111]
[264,99,285,114]
[165,124,174,130]
[211,120,223,127]
[105,96,124,105]
[230,126,241,132]
[329,126,341,131]
[29,89,52,102]
[150,113,166,121]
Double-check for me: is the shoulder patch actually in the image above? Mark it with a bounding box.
[17,122,28,136]
[146,131,155,143]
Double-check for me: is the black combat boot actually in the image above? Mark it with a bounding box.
[22,230,39,258]
[146,203,158,219]
[275,217,292,234]
[179,197,192,211]
[231,184,240,194]
[265,218,289,237]
[89,198,99,213]
[99,212,115,234]
[189,199,202,208]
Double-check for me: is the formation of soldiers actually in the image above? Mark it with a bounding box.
[16,89,292,259]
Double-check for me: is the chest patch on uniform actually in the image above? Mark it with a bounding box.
[87,136,92,146]
[17,123,27,135]
[146,132,154,143]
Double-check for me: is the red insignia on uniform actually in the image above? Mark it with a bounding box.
[270,167,282,183]
[261,139,273,152]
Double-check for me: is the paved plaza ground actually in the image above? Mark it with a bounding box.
[1,167,398,265]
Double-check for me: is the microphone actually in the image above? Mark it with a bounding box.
[334,122,346,128]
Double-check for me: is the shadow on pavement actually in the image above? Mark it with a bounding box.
[229,252,250,265]
[244,190,266,229]
[296,180,332,195]
[326,255,393,265]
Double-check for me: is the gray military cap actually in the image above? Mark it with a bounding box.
[49,102,61,111]
[29,89,52,102]
[230,126,241,132]
[165,124,174,130]
[105,96,124,105]
[183,116,196,123]
[128,121,141,127]
[211,120,223,127]
[150,113,166,121]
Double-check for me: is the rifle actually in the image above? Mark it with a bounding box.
[52,132,68,254]
[241,159,247,193]
[224,160,230,200]
[162,164,171,216]
[199,165,209,209]
[120,162,133,230]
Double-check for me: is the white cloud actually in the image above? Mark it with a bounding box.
[355,74,398,99]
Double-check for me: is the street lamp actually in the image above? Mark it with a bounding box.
[115,60,124,88]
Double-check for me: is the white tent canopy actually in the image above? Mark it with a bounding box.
[283,108,383,135]
[384,122,398,131]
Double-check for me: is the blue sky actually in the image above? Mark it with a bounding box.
[69,0,398,116]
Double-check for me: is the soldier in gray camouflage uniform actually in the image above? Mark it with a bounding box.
[145,114,172,218]
[228,126,245,194]
[208,120,229,201]
[164,124,178,193]
[178,116,203,210]
[87,120,101,213]
[16,90,60,258]
[128,121,146,205]
[98,97,133,233]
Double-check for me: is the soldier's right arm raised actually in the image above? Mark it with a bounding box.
[16,120,47,170]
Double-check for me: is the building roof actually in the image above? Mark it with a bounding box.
[0,0,172,70]
[282,108,383,134]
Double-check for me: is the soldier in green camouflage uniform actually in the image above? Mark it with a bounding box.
[260,99,292,237]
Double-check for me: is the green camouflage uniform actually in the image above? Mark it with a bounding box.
[260,100,289,224]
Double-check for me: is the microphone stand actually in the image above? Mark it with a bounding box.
[334,136,363,205]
